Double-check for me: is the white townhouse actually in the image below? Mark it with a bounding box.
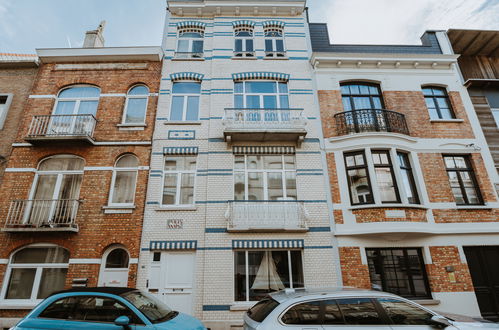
[137,1,339,329]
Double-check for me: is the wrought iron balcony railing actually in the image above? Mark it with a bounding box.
[334,109,409,136]
[225,201,308,232]
[27,114,97,141]
[174,52,204,59]
[4,199,80,232]
[265,51,287,58]
[224,108,306,130]
[233,51,256,58]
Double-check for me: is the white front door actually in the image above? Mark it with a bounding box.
[99,268,129,287]
[159,252,195,314]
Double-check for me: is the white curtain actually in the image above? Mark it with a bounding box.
[251,251,285,291]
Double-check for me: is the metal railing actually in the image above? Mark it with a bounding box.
[224,108,306,130]
[233,51,256,58]
[5,199,80,230]
[27,114,97,139]
[265,51,287,57]
[226,201,308,231]
[174,52,204,59]
[334,109,409,136]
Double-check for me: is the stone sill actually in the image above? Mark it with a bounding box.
[232,57,257,60]
[430,119,464,123]
[263,57,289,60]
[0,304,37,310]
[155,206,197,211]
[117,124,147,131]
[455,204,492,210]
[102,205,136,214]
[349,204,428,211]
[171,58,205,61]
[164,121,202,125]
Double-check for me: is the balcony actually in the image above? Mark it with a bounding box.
[223,108,307,143]
[174,52,204,59]
[3,199,80,232]
[334,109,409,136]
[225,201,308,232]
[26,114,97,144]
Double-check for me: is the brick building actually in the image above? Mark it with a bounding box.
[0,54,38,185]
[311,23,499,320]
[0,27,162,328]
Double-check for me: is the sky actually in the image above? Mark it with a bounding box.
[0,0,498,54]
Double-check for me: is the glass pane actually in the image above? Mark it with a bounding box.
[276,39,284,52]
[246,82,277,94]
[324,300,344,325]
[54,101,76,115]
[186,96,199,121]
[73,297,133,323]
[234,173,246,200]
[180,32,203,38]
[428,107,440,119]
[264,156,283,169]
[285,172,297,199]
[290,251,303,287]
[439,107,454,119]
[125,98,147,123]
[281,301,321,325]
[248,251,264,301]
[422,88,433,96]
[33,175,57,200]
[13,247,69,264]
[235,251,247,301]
[265,39,273,52]
[433,88,445,96]
[112,171,136,204]
[180,173,195,204]
[353,97,371,110]
[279,95,289,109]
[234,82,243,94]
[284,155,296,169]
[263,96,277,109]
[177,39,189,52]
[349,85,360,95]
[170,96,184,121]
[267,172,284,200]
[401,169,418,204]
[378,299,434,325]
[59,86,100,98]
[78,101,98,115]
[129,85,149,95]
[340,85,350,95]
[248,172,264,200]
[116,155,139,168]
[57,174,82,200]
[246,95,260,108]
[246,39,254,52]
[192,40,204,53]
[5,268,36,299]
[347,168,372,204]
[37,268,68,299]
[342,98,352,111]
[234,155,245,169]
[375,167,398,202]
[359,85,370,95]
[337,298,383,325]
[465,188,480,204]
[247,156,263,170]
[39,157,84,171]
[425,98,436,109]
[39,297,78,319]
[235,39,243,52]
[372,97,382,109]
[162,174,177,205]
[279,83,288,94]
[172,82,201,94]
[369,86,379,94]
[106,249,129,268]
[235,95,244,108]
[436,97,451,109]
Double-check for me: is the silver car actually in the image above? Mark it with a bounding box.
[243,288,499,330]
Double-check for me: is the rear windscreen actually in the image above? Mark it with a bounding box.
[247,298,280,323]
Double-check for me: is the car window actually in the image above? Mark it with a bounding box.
[337,298,383,325]
[247,298,280,323]
[323,300,344,325]
[281,301,321,325]
[378,298,434,325]
[38,297,78,320]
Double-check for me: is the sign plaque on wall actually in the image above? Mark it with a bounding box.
[168,219,183,229]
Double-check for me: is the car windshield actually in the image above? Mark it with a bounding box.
[121,290,177,324]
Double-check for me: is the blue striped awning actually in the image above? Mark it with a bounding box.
[170,72,204,82]
[262,20,286,29]
[233,146,295,155]
[232,240,304,249]
[232,20,256,28]
[150,240,197,250]
[232,72,290,82]
[177,21,206,30]
[164,147,199,155]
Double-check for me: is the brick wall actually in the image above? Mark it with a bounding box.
[353,208,427,223]
[427,246,474,292]
[339,247,371,289]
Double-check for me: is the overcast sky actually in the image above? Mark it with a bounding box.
[1,0,498,54]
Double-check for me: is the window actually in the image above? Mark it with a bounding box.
[281,301,321,325]
[397,152,419,204]
[1,246,69,303]
[234,81,289,109]
[493,109,499,128]
[170,82,201,121]
[105,249,129,269]
[0,94,13,130]
[234,250,303,301]
[444,155,482,205]
[122,85,149,125]
[344,151,374,205]
[234,155,296,200]
[336,298,383,325]
[247,298,280,322]
[176,28,204,58]
[377,298,434,325]
[372,150,400,203]
[162,156,196,206]
[264,27,285,57]
[109,154,139,206]
[341,83,384,111]
[422,86,455,119]
[366,248,431,299]
[234,27,254,57]
[323,300,344,325]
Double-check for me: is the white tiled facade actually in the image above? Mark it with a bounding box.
[137,1,339,328]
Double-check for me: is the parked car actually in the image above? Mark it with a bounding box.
[243,287,499,329]
[10,287,206,330]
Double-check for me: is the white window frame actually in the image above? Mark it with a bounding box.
[107,154,139,207]
[234,27,255,57]
[236,249,302,302]
[0,93,13,130]
[176,28,205,58]
[161,155,197,207]
[234,81,289,109]
[0,245,69,306]
[53,85,100,116]
[264,27,286,57]
[121,85,149,125]
[234,154,296,201]
[492,108,499,128]
[169,82,201,121]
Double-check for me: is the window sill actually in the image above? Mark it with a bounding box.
[171,58,205,61]
[155,205,197,211]
[412,299,441,306]
[230,302,256,311]
[102,205,136,214]
[263,57,289,60]
[348,204,428,211]
[0,303,38,309]
[231,56,257,60]
[164,121,202,125]
[455,204,492,210]
[429,119,464,123]
[117,124,147,131]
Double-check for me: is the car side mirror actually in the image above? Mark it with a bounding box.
[114,316,130,327]
[429,315,452,328]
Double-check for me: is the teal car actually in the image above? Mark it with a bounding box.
[10,287,206,330]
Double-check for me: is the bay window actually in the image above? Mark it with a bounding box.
[162,156,196,206]
[344,151,374,205]
[397,152,419,204]
[170,82,201,121]
[444,155,482,205]
[372,150,400,203]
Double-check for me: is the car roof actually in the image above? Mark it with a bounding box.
[50,287,138,297]
[268,287,401,303]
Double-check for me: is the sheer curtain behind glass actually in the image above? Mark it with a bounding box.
[111,155,139,205]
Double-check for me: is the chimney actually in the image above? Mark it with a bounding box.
[83,21,106,48]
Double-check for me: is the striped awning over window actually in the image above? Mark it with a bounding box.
[170,72,204,82]
[232,20,256,28]
[232,72,290,82]
[262,20,286,29]
[233,240,304,249]
[164,147,199,155]
[177,21,206,29]
[150,240,197,250]
[233,146,295,155]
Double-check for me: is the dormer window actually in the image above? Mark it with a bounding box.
[176,28,204,59]
[234,27,254,58]
[264,27,285,58]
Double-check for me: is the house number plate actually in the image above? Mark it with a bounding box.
[168,219,183,229]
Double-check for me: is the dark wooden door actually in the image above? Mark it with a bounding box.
[464,246,499,321]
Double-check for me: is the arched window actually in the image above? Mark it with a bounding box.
[105,249,130,269]
[234,26,254,57]
[340,82,384,111]
[109,154,139,206]
[170,82,201,121]
[98,246,130,287]
[264,27,285,57]
[1,245,69,302]
[122,85,149,125]
[422,86,455,120]
[176,28,204,59]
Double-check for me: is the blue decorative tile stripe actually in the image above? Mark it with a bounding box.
[168,130,196,140]
[263,20,286,29]
[232,20,256,28]
[309,227,331,232]
[233,146,295,155]
[170,72,204,82]
[163,147,199,155]
[203,305,231,311]
[232,72,290,82]
[232,239,304,249]
[177,21,206,29]
[205,228,227,233]
[150,240,197,250]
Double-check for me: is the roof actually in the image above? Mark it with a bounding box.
[36,46,163,63]
[447,29,499,57]
[50,287,137,296]
[0,53,39,68]
[269,287,397,303]
[309,23,443,55]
